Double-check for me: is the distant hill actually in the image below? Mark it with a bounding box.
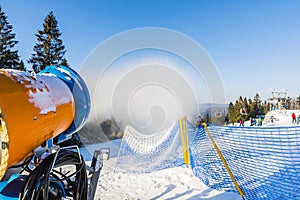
[198,103,227,115]
[198,103,228,109]
[79,118,123,144]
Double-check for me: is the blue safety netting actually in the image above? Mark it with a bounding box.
[190,125,300,200]
[117,121,300,200]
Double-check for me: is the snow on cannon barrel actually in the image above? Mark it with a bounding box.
[0,66,90,180]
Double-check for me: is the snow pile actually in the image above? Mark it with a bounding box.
[83,140,241,200]
[264,109,300,126]
[96,158,241,200]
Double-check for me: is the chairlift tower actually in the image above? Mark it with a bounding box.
[268,89,288,110]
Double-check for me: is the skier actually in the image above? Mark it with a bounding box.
[292,113,296,124]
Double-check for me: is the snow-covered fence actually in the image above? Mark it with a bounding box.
[116,120,300,200]
[191,125,300,200]
[116,122,184,173]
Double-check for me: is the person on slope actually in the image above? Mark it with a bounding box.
[239,119,244,127]
[250,118,254,126]
[292,113,296,124]
[257,117,262,126]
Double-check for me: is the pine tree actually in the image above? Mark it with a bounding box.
[234,100,242,123]
[248,98,255,118]
[60,58,69,67]
[263,100,269,113]
[240,97,249,121]
[17,60,25,71]
[253,93,262,116]
[205,113,211,124]
[228,102,235,124]
[296,95,300,109]
[253,93,262,106]
[238,96,247,114]
[0,6,20,69]
[28,11,68,72]
[244,97,250,115]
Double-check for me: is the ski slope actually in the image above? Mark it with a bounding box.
[82,140,241,200]
[83,109,298,199]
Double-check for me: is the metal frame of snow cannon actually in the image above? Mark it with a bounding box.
[87,148,110,200]
[0,146,110,200]
[0,146,82,200]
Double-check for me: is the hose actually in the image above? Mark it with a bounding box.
[20,149,87,200]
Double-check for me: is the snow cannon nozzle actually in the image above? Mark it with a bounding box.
[39,66,91,143]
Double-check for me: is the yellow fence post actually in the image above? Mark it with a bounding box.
[184,116,190,165]
[202,123,245,197]
[179,116,188,165]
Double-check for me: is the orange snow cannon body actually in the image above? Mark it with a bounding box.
[0,66,90,180]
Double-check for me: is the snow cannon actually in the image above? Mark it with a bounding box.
[0,66,90,180]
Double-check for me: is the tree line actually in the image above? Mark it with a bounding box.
[227,93,270,124]
[0,6,68,71]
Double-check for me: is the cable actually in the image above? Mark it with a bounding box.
[8,153,35,173]
[20,149,87,200]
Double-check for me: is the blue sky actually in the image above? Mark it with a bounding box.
[2,0,300,103]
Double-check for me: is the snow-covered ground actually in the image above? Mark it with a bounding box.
[82,140,241,200]
[234,109,300,127]
[96,158,241,200]
[263,109,300,126]
[84,109,298,200]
